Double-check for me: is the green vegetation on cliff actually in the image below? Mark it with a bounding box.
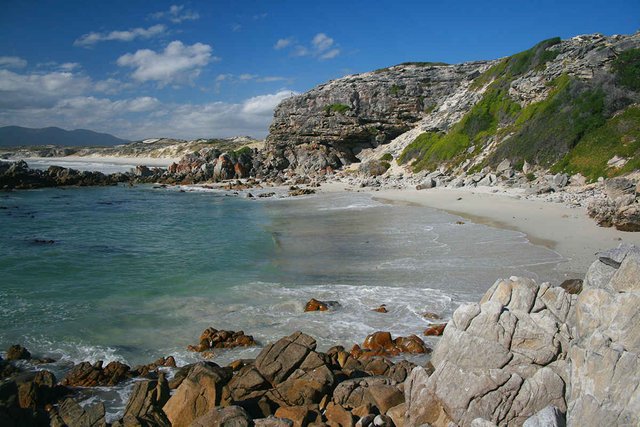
[612,48,640,91]
[401,38,562,172]
[400,39,640,179]
[324,103,351,115]
[552,106,640,180]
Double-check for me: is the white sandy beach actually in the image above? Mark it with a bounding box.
[319,182,640,279]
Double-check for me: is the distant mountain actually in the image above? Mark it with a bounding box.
[0,126,130,147]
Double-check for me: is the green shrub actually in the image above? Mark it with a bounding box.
[389,84,405,96]
[380,153,393,161]
[526,172,536,181]
[612,48,640,91]
[324,103,351,115]
[552,106,640,181]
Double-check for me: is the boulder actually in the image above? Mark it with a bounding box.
[6,345,31,361]
[274,405,320,427]
[614,203,640,231]
[559,279,583,295]
[190,405,252,427]
[270,352,335,406]
[354,332,429,358]
[416,178,435,190]
[188,327,257,352]
[496,159,511,173]
[255,332,317,385]
[119,373,170,426]
[304,299,339,312]
[214,154,236,181]
[405,277,571,426]
[61,360,132,387]
[162,362,233,427]
[385,403,406,427]
[332,377,397,412]
[604,177,636,200]
[325,401,355,427]
[423,323,447,336]
[523,405,566,427]
[254,416,295,426]
[567,247,640,426]
[51,398,106,427]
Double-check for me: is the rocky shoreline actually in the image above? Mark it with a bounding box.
[1,246,638,426]
[2,152,639,233]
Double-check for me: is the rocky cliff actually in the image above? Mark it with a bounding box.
[261,32,640,182]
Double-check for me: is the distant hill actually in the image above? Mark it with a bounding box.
[0,126,130,147]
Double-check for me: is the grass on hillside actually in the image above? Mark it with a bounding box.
[324,104,351,115]
[552,106,640,180]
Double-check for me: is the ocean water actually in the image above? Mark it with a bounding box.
[0,184,565,418]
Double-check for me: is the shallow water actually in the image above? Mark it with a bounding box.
[0,184,565,419]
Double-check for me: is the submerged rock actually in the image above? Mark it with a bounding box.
[304,298,339,312]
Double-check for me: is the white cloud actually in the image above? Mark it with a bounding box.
[242,90,295,115]
[0,56,27,69]
[256,76,288,83]
[74,24,166,47]
[239,73,257,80]
[274,38,293,50]
[59,62,80,71]
[312,33,334,51]
[151,4,199,23]
[0,69,93,108]
[319,48,341,60]
[0,90,298,140]
[117,41,212,85]
[276,33,341,60]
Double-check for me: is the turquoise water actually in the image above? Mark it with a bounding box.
[0,185,566,371]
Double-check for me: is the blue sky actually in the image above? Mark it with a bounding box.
[0,0,638,140]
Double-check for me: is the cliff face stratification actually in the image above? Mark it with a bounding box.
[261,32,640,181]
[260,60,495,175]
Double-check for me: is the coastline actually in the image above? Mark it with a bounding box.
[376,187,640,278]
[318,182,640,279]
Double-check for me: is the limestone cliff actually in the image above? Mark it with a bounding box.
[261,32,640,181]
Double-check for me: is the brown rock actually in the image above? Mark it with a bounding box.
[356,332,430,359]
[275,405,320,427]
[351,403,374,419]
[386,403,406,427]
[325,402,355,427]
[189,327,257,352]
[363,358,393,376]
[394,335,429,354]
[372,305,388,313]
[254,416,295,426]
[61,360,132,387]
[162,362,232,427]
[304,298,338,312]
[191,405,252,427]
[53,398,107,427]
[228,365,270,401]
[421,312,441,320]
[362,332,393,351]
[559,279,583,295]
[423,323,447,336]
[133,356,177,377]
[255,332,317,385]
[119,373,171,426]
[366,384,404,415]
[6,345,31,361]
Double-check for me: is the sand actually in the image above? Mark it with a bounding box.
[320,182,640,278]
